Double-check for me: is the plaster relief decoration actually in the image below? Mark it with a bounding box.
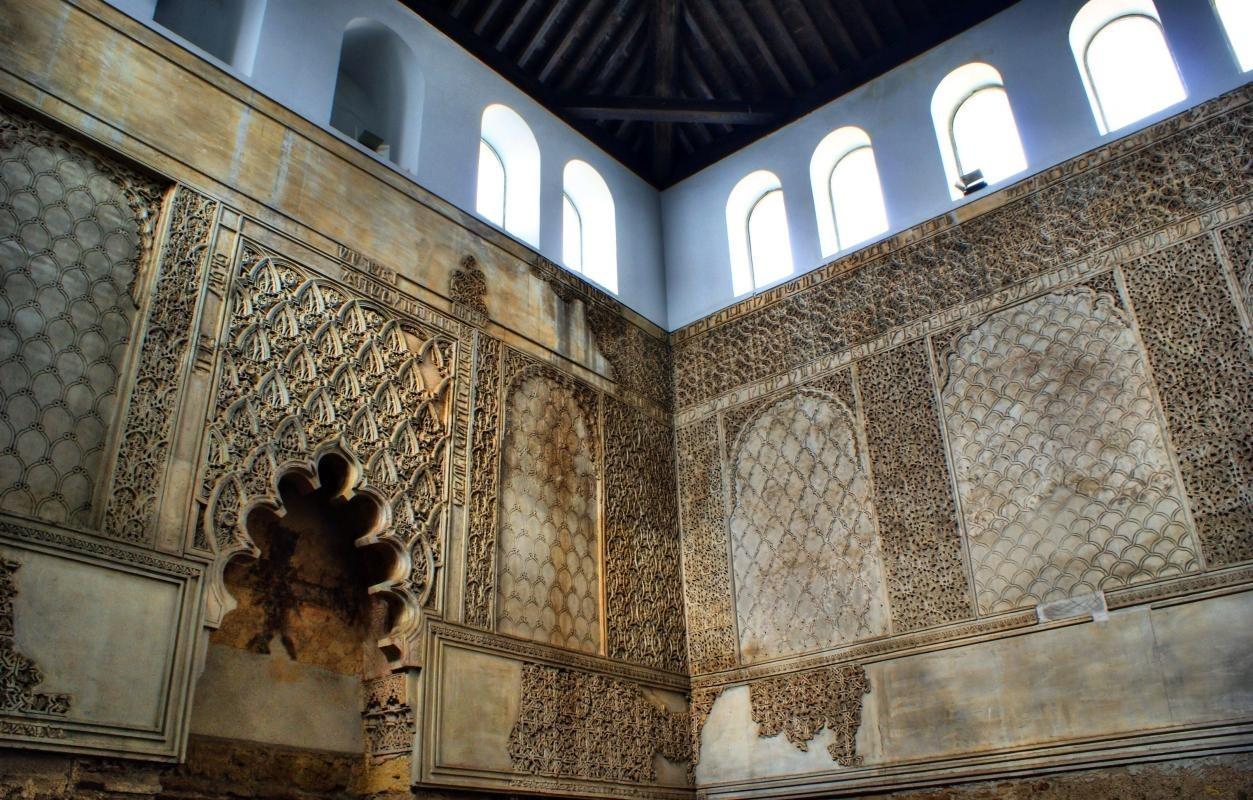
[603,396,687,674]
[675,418,737,674]
[362,673,414,757]
[507,663,691,783]
[200,245,455,657]
[1221,221,1253,321]
[0,108,160,527]
[749,665,869,767]
[0,557,70,716]
[449,255,488,327]
[729,390,890,662]
[463,333,501,629]
[495,353,601,654]
[940,289,1199,615]
[106,186,218,545]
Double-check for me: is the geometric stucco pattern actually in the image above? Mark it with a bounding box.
[1123,237,1253,567]
[496,366,601,654]
[0,108,161,528]
[1220,220,1253,322]
[748,665,869,767]
[507,662,690,783]
[729,390,889,661]
[603,396,687,673]
[462,332,502,630]
[200,245,455,651]
[941,289,1200,614]
[676,418,738,674]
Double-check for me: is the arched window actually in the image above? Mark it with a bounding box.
[477,104,540,246]
[152,0,267,74]
[1070,0,1186,134]
[1213,0,1253,72]
[932,63,1027,200]
[562,160,617,292]
[329,18,424,172]
[727,171,794,296]
[809,126,888,258]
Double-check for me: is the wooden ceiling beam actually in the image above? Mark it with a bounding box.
[518,0,572,67]
[586,4,649,95]
[652,0,679,182]
[686,0,765,97]
[472,0,506,36]
[680,48,735,134]
[536,0,607,83]
[832,0,884,51]
[496,0,544,53]
[778,0,840,74]
[714,0,795,94]
[556,0,635,92]
[796,0,862,64]
[745,0,819,86]
[563,96,784,124]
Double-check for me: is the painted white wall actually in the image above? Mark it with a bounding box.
[661,0,1249,329]
[105,0,668,326]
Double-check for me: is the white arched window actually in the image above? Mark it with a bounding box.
[809,126,888,258]
[477,104,540,246]
[153,0,267,74]
[932,63,1027,200]
[727,171,794,296]
[329,18,424,172]
[562,160,617,293]
[1070,0,1186,134]
[1214,0,1253,72]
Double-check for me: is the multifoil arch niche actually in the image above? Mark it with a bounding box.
[198,245,457,665]
[727,387,891,663]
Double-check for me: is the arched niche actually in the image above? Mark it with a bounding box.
[152,0,267,74]
[329,18,425,173]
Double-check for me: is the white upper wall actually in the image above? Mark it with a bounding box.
[661,0,1249,329]
[107,0,668,326]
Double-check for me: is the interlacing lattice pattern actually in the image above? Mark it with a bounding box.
[0,557,70,716]
[942,290,1200,613]
[729,391,889,661]
[496,368,601,654]
[603,396,687,673]
[202,247,453,618]
[0,109,159,526]
[749,665,869,767]
[1220,220,1253,331]
[1124,238,1253,566]
[507,663,691,783]
[462,333,501,629]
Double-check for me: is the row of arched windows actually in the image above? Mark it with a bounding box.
[729,0,1251,295]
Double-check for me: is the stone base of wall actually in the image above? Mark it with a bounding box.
[854,753,1253,800]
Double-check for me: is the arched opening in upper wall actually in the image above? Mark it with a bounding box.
[1070,0,1186,134]
[809,126,889,259]
[329,18,424,173]
[152,0,267,74]
[1214,0,1253,72]
[931,62,1028,201]
[562,160,617,294]
[477,104,541,247]
[727,170,794,297]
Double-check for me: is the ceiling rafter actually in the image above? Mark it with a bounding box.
[518,0,573,67]
[714,0,795,94]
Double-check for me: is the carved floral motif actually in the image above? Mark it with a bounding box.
[748,665,869,767]
[450,255,488,326]
[362,673,414,756]
[0,558,70,716]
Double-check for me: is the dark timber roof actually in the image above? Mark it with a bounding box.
[401,0,1020,188]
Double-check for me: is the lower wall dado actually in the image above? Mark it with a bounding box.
[0,0,1251,797]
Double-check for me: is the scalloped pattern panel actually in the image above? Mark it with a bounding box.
[729,392,890,662]
[942,290,1200,614]
[496,372,600,654]
[0,124,144,525]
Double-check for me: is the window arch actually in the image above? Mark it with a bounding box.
[1070,0,1186,134]
[152,0,267,74]
[477,104,540,246]
[727,171,794,296]
[329,18,424,172]
[931,63,1027,200]
[809,126,888,258]
[1213,0,1253,72]
[562,160,617,293]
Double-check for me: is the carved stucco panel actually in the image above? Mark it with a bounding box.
[1123,237,1253,566]
[0,556,71,716]
[728,390,890,662]
[462,332,501,629]
[941,289,1200,614]
[495,364,601,654]
[748,664,869,767]
[0,108,161,527]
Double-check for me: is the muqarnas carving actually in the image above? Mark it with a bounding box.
[362,673,414,756]
[0,108,160,526]
[495,358,601,654]
[200,246,454,652]
[0,558,70,716]
[507,663,690,783]
[940,289,1200,614]
[749,665,869,767]
[728,390,890,662]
